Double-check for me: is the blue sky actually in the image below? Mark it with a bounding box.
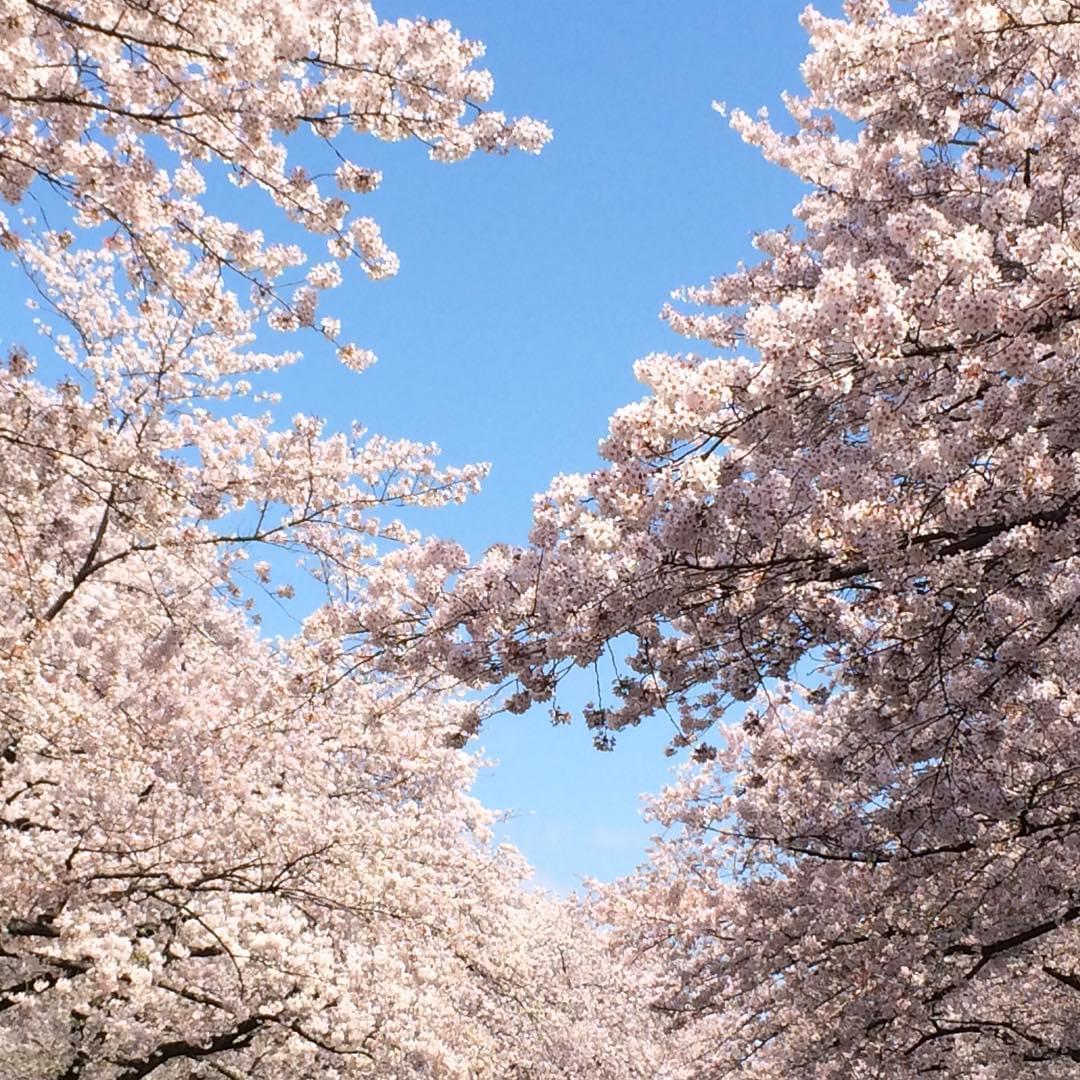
[9,2,843,892]
[327,0,845,892]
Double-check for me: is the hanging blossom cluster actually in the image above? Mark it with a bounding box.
[0,0,549,359]
[374,1,1080,1074]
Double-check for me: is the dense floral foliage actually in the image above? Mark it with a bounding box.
[385,1,1080,1074]
[0,2,663,1077]
[0,374,658,1076]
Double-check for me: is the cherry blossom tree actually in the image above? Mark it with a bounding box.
[386,1,1080,1073]
[0,2,665,1076]
[0,370,660,1075]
